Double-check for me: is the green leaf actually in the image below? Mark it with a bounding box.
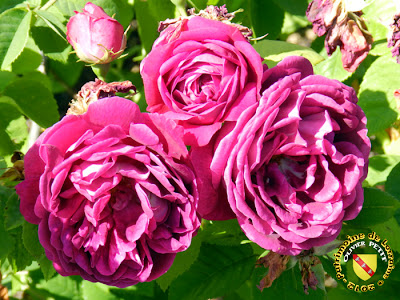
[385,161,400,200]
[271,0,308,16]
[281,13,309,36]
[366,20,389,42]
[134,0,175,54]
[0,157,6,177]
[48,56,84,93]
[38,255,56,281]
[8,226,34,271]
[366,155,400,187]
[314,49,352,81]
[168,243,256,300]
[0,0,24,13]
[22,221,43,259]
[363,0,396,25]
[31,25,70,62]
[35,10,67,40]
[11,37,43,74]
[0,8,32,70]
[35,274,82,299]
[371,217,400,253]
[370,41,391,57]
[0,128,16,155]
[23,221,56,280]
[109,282,155,299]
[0,186,15,261]
[156,234,202,291]
[81,281,119,300]
[200,219,248,246]
[0,70,16,92]
[358,55,400,134]
[4,193,24,230]
[4,78,59,128]
[21,70,53,91]
[250,1,284,40]
[346,188,400,228]
[0,95,26,155]
[253,40,324,67]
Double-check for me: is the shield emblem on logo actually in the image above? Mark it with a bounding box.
[353,254,377,281]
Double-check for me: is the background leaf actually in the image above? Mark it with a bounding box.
[366,155,400,187]
[168,243,256,300]
[0,8,32,70]
[314,50,352,81]
[156,234,202,291]
[250,0,284,40]
[3,78,60,128]
[358,55,400,135]
[346,188,400,228]
[253,40,324,67]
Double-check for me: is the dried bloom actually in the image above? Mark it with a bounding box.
[307,0,373,72]
[257,252,290,290]
[159,5,252,40]
[388,13,400,63]
[68,79,136,115]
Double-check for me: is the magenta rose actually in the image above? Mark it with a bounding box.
[66,2,126,64]
[140,15,264,146]
[16,97,200,287]
[192,56,370,254]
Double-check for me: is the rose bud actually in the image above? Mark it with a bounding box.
[192,57,370,253]
[16,97,200,287]
[66,2,126,64]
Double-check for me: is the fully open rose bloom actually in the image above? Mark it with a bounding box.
[140,12,263,146]
[16,97,200,287]
[66,2,126,64]
[192,57,370,254]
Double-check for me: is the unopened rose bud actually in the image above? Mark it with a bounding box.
[66,2,126,64]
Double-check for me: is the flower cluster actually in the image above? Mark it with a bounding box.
[17,3,370,288]
[140,7,370,255]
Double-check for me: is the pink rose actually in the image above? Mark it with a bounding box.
[140,16,264,146]
[16,97,200,287]
[66,2,126,64]
[192,57,370,254]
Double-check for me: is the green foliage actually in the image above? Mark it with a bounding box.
[314,50,352,82]
[346,188,400,228]
[250,1,284,40]
[3,78,60,128]
[358,55,400,135]
[168,243,256,300]
[366,155,400,187]
[0,8,32,70]
[253,39,324,67]
[156,233,202,291]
